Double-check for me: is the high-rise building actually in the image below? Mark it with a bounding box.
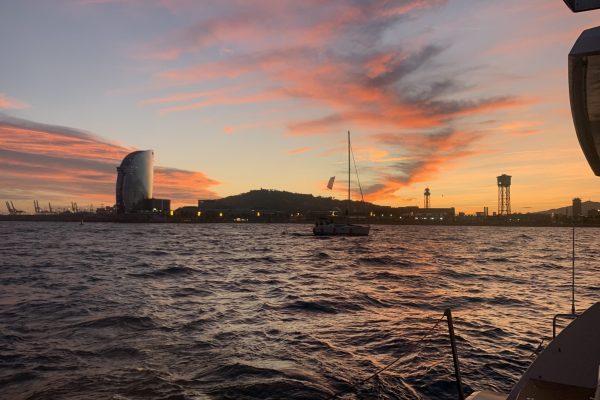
[573,197,582,217]
[116,150,154,213]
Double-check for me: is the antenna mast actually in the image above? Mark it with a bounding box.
[347,130,350,224]
[572,225,576,314]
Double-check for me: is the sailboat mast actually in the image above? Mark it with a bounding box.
[347,130,351,223]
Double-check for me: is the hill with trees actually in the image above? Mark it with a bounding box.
[536,200,600,216]
[199,189,403,215]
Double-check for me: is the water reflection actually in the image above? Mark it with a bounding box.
[0,222,598,399]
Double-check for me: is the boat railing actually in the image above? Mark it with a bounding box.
[327,305,582,399]
[551,226,579,339]
[552,312,578,339]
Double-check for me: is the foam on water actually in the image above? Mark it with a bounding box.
[1,222,599,399]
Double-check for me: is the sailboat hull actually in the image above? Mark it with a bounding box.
[313,223,370,236]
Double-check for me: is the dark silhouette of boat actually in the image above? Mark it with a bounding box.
[313,131,369,236]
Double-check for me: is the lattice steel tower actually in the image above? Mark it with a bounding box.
[497,174,511,215]
[424,187,431,209]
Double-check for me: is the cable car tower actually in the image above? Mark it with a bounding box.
[497,174,511,215]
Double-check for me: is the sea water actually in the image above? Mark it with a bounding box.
[1,222,599,399]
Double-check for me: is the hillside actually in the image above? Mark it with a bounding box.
[536,200,600,215]
[199,189,405,214]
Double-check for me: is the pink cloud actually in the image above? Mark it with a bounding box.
[141,87,238,105]
[360,129,487,202]
[498,120,543,137]
[0,94,29,110]
[136,0,537,204]
[0,115,219,208]
[139,1,443,62]
[287,146,313,155]
[485,28,580,56]
[159,88,284,114]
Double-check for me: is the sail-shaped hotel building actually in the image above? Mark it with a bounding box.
[115,150,154,213]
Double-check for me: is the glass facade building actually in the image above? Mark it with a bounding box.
[116,150,154,213]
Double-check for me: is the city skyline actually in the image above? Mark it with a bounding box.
[2,1,600,213]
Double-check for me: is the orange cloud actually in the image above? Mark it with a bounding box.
[140,0,446,64]
[486,30,575,56]
[141,87,236,105]
[157,42,529,137]
[362,129,485,202]
[159,88,283,114]
[0,94,29,110]
[139,0,534,204]
[363,149,479,203]
[287,146,313,155]
[497,120,543,137]
[154,167,219,204]
[0,115,219,209]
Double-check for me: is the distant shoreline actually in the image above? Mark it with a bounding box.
[0,214,597,227]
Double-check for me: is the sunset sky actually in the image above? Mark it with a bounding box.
[1,0,599,213]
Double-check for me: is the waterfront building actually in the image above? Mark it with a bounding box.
[116,150,154,213]
[573,197,582,217]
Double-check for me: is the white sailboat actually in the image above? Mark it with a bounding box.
[313,131,370,236]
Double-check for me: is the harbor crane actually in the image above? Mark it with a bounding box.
[33,200,56,214]
[5,201,24,215]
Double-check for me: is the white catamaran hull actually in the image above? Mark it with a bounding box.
[467,302,600,400]
[313,223,370,236]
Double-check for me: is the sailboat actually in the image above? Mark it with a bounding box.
[313,131,370,236]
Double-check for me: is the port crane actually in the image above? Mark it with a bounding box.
[33,200,42,213]
[33,200,57,214]
[5,201,24,215]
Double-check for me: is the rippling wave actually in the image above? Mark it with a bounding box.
[1,222,599,399]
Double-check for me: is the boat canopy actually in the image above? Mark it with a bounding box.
[569,26,600,175]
